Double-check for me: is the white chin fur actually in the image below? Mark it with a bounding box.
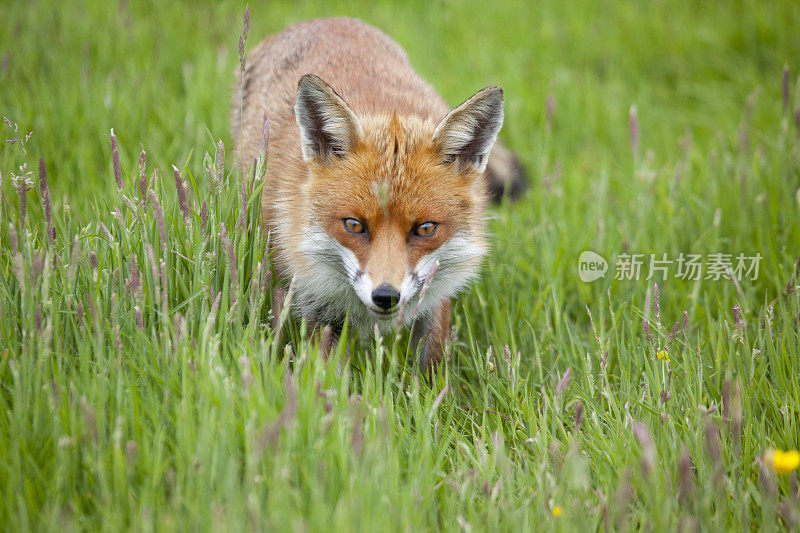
[292,226,485,335]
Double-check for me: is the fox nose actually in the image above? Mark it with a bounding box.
[371,284,400,311]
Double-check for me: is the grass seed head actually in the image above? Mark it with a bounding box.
[238,37,245,74]
[215,139,225,191]
[732,304,745,332]
[31,249,44,286]
[38,158,55,242]
[138,150,147,207]
[631,420,655,475]
[642,318,654,344]
[780,498,798,529]
[173,312,185,342]
[757,457,777,497]
[556,367,571,398]
[110,129,123,190]
[612,472,634,528]
[16,171,27,226]
[320,325,334,356]
[219,223,238,281]
[629,105,639,156]
[660,388,671,404]
[255,373,298,455]
[159,259,168,302]
[148,190,167,254]
[173,166,191,222]
[125,256,142,298]
[9,223,18,253]
[678,447,693,503]
[574,400,584,432]
[98,221,112,240]
[704,420,721,464]
[653,283,661,326]
[238,5,249,73]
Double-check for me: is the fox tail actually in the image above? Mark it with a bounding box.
[485,141,528,201]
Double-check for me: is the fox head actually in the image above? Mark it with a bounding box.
[290,74,503,331]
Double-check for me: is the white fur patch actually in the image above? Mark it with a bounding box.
[293,225,390,334]
[402,233,486,320]
[288,225,486,338]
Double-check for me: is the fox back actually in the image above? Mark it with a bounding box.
[232,17,507,363]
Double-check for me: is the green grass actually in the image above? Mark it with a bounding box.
[2,0,800,530]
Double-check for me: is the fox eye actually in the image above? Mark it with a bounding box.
[414,222,438,237]
[343,218,366,234]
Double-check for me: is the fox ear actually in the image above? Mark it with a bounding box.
[295,74,363,161]
[433,86,504,174]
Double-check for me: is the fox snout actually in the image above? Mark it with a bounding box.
[371,283,400,311]
[355,269,413,318]
[351,269,409,318]
[359,241,410,316]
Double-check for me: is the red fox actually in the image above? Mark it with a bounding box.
[231,17,524,368]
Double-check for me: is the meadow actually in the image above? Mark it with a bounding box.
[1,0,800,530]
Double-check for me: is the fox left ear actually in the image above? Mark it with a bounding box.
[433,86,504,174]
[295,74,363,162]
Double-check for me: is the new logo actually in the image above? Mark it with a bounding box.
[578,251,608,282]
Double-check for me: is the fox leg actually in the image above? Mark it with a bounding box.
[411,299,452,375]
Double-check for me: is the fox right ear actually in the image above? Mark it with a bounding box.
[295,74,363,162]
[433,86,504,174]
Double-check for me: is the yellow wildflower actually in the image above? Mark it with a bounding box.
[765,448,800,475]
[656,350,670,363]
[552,505,563,518]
